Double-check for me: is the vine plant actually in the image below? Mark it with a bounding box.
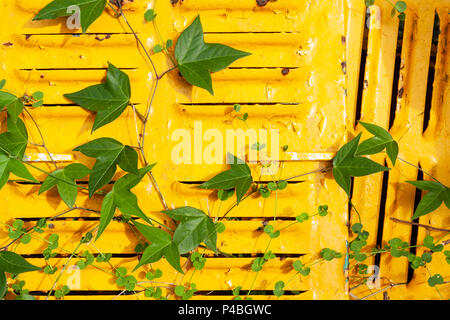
[0,0,448,300]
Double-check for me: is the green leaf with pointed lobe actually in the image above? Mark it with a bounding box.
[33,0,107,34]
[64,63,131,132]
[175,15,251,95]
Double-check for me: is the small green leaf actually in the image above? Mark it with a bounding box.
[394,1,407,13]
[273,281,285,297]
[144,9,157,22]
[427,274,443,287]
[153,44,164,53]
[32,91,44,100]
[0,80,6,90]
[365,0,375,6]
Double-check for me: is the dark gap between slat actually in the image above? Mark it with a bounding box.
[354,8,370,127]
[179,102,300,106]
[178,180,305,185]
[423,12,440,133]
[23,33,135,36]
[20,68,137,71]
[389,17,405,129]
[204,32,299,34]
[407,167,423,283]
[374,167,390,267]
[29,289,306,296]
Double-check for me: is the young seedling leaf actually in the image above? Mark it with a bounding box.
[333,133,390,196]
[175,15,251,95]
[33,0,107,34]
[64,63,131,132]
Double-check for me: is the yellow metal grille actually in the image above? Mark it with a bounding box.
[0,0,448,300]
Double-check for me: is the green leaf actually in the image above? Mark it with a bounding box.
[132,221,183,274]
[39,163,90,207]
[73,138,140,197]
[428,274,443,287]
[0,272,6,298]
[333,133,390,196]
[199,154,252,205]
[365,0,375,6]
[395,1,407,13]
[64,63,131,132]
[144,9,157,22]
[0,91,16,110]
[96,165,155,240]
[273,281,285,297]
[407,181,449,220]
[153,44,163,53]
[162,206,217,254]
[0,154,37,190]
[33,0,107,33]
[356,121,398,165]
[0,80,6,90]
[0,251,41,273]
[175,15,250,95]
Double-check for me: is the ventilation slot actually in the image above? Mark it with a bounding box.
[423,12,440,133]
[407,167,424,283]
[374,168,390,267]
[389,16,406,129]
[354,8,370,127]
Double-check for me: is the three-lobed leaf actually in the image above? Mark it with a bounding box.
[39,163,90,208]
[199,154,252,205]
[96,164,155,240]
[33,0,107,33]
[333,133,390,196]
[356,121,399,165]
[64,63,131,132]
[407,180,450,220]
[132,220,183,273]
[73,137,139,197]
[175,15,251,95]
[162,206,217,255]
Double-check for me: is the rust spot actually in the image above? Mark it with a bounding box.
[281,68,290,76]
[95,34,112,41]
[398,87,404,98]
[341,35,346,44]
[170,0,179,4]
[2,42,13,47]
[383,291,390,300]
[341,61,347,75]
[256,0,269,6]
[364,79,369,89]
[25,34,32,40]
[40,74,44,79]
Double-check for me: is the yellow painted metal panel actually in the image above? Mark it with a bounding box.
[1,0,448,301]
